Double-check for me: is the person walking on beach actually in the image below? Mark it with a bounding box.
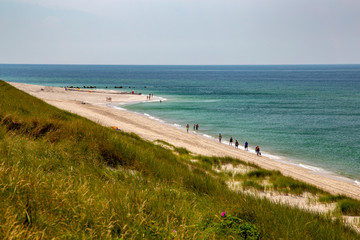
[235,140,239,148]
[229,137,233,146]
[196,124,199,130]
[186,124,189,133]
[219,133,222,143]
[245,141,248,151]
[193,124,196,130]
[255,146,261,156]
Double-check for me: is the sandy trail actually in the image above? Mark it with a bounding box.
[9,82,360,200]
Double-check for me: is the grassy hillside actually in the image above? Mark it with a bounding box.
[0,80,359,239]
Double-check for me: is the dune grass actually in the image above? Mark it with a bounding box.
[0,80,359,239]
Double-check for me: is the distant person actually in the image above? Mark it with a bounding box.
[194,124,196,130]
[196,124,199,130]
[186,124,189,133]
[245,141,248,151]
[219,133,222,143]
[229,137,233,146]
[255,146,261,156]
[235,140,239,148]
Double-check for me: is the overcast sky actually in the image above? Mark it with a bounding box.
[1,0,359,65]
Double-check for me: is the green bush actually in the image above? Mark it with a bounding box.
[339,199,360,215]
[247,169,274,178]
[215,213,259,239]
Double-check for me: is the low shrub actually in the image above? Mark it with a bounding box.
[247,169,274,178]
[339,199,360,215]
[319,194,348,203]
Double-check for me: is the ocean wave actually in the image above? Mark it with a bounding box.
[143,113,164,123]
[298,164,326,173]
[262,153,282,160]
[201,99,220,103]
[202,134,214,139]
[147,96,167,103]
[110,105,126,111]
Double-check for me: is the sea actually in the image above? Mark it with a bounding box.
[1,64,359,184]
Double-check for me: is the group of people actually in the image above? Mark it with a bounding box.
[225,135,261,156]
[185,124,262,156]
[146,93,154,100]
[219,133,261,156]
[186,123,199,133]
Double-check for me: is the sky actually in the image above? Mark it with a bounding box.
[0,0,360,65]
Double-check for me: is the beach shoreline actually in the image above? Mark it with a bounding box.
[8,81,360,200]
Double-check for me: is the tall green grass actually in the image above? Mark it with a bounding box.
[0,81,359,239]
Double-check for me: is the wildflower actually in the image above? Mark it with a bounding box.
[173,230,177,233]
[221,212,226,217]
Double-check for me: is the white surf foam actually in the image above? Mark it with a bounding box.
[262,153,282,160]
[200,99,220,103]
[298,164,328,173]
[143,113,164,123]
[145,95,167,103]
[110,105,126,111]
[203,134,213,139]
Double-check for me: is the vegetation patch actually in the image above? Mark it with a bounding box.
[339,199,360,216]
[242,180,265,192]
[174,146,190,155]
[246,169,274,178]
[198,212,260,239]
[270,175,323,195]
[319,194,349,203]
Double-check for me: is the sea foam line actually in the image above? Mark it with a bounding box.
[143,113,164,123]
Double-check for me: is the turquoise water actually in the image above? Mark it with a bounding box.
[1,64,359,181]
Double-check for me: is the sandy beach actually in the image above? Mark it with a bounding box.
[9,82,360,200]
